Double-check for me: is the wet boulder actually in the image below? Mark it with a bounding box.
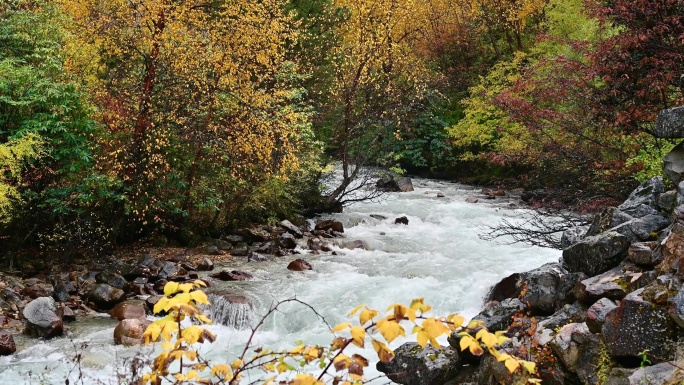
[210,270,252,281]
[279,233,297,249]
[602,288,676,364]
[376,342,460,385]
[85,283,125,310]
[197,257,214,271]
[586,298,618,333]
[287,259,312,272]
[394,216,409,225]
[562,231,631,276]
[114,318,150,346]
[0,331,15,355]
[109,300,147,321]
[279,220,303,238]
[23,297,63,339]
[315,220,344,233]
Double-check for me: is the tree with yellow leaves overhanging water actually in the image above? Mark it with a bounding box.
[141,282,540,384]
[59,0,310,229]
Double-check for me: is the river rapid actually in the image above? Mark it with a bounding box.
[0,177,561,384]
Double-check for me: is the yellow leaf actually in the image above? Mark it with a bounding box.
[349,304,366,316]
[332,322,351,333]
[190,290,210,305]
[350,326,365,348]
[522,360,536,374]
[178,283,194,293]
[505,358,520,373]
[377,318,405,343]
[416,331,428,348]
[164,282,180,297]
[333,354,352,371]
[359,309,378,325]
[469,343,484,356]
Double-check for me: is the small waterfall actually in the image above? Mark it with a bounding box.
[205,293,253,330]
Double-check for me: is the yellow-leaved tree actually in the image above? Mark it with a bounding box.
[141,282,539,384]
[59,0,310,231]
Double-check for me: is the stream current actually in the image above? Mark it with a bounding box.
[0,177,561,384]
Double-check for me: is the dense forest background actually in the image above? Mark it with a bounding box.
[1,0,682,259]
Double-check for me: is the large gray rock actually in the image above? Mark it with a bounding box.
[377,342,460,385]
[602,288,676,363]
[654,106,684,138]
[664,142,684,185]
[618,177,665,214]
[23,297,63,339]
[85,283,125,310]
[280,220,303,238]
[549,323,590,373]
[562,231,631,276]
[628,362,684,384]
[519,262,570,315]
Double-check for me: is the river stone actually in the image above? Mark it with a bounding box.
[602,288,676,364]
[315,220,344,233]
[279,220,303,238]
[22,282,54,299]
[197,257,214,271]
[85,283,125,310]
[654,106,684,138]
[23,297,63,339]
[287,259,312,272]
[279,233,297,249]
[549,322,589,373]
[562,231,631,276]
[0,331,15,355]
[210,270,252,281]
[586,298,618,333]
[95,272,127,289]
[109,300,147,321]
[376,342,459,385]
[664,142,684,185]
[114,318,150,346]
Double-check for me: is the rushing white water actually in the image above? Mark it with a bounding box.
[0,177,561,384]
